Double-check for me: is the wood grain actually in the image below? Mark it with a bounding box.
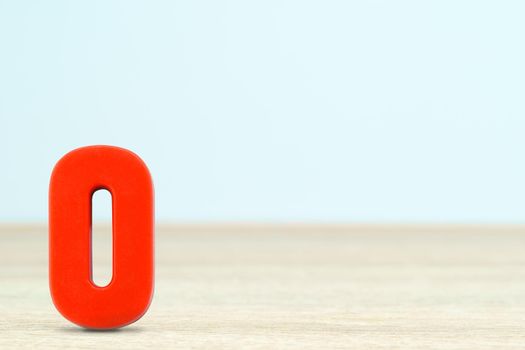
[1,224,525,349]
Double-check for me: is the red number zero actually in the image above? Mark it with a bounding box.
[49,145,154,329]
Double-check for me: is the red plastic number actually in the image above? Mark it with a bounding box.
[49,145,154,329]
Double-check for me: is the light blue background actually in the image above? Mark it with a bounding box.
[1,1,524,222]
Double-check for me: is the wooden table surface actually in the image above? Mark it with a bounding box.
[1,224,525,349]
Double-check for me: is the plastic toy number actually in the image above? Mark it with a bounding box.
[49,145,154,329]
